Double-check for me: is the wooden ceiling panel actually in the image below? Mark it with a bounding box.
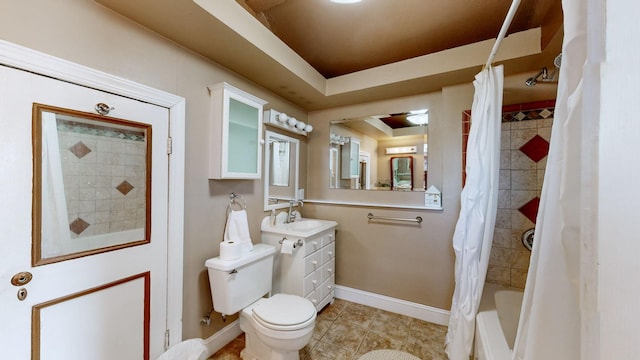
[240,0,561,78]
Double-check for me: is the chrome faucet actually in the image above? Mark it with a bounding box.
[286,199,303,223]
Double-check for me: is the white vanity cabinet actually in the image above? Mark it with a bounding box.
[262,227,336,312]
[208,82,267,179]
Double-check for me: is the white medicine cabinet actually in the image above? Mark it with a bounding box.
[341,137,360,179]
[208,82,267,179]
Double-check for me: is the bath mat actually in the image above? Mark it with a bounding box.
[358,349,420,360]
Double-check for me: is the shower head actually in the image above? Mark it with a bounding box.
[524,67,548,87]
[554,53,562,68]
[525,54,561,87]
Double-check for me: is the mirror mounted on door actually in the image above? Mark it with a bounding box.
[264,130,300,211]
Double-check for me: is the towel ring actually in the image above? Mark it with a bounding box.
[227,193,247,213]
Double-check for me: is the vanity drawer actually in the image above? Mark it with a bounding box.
[321,231,335,247]
[322,243,335,264]
[304,235,322,256]
[320,276,335,300]
[303,252,321,277]
[306,289,320,308]
[321,259,335,283]
[303,271,320,297]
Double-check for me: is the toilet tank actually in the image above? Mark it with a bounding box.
[205,243,276,315]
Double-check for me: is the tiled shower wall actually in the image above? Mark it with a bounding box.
[57,119,147,239]
[462,100,555,289]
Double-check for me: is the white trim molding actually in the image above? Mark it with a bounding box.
[202,320,243,357]
[334,285,450,326]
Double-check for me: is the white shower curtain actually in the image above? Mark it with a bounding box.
[41,111,71,257]
[445,65,503,360]
[511,0,585,358]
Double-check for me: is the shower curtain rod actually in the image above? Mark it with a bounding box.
[485,0,522,69]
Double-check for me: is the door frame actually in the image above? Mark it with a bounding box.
[0,40,186,346]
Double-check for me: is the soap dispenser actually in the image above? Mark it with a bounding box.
[270,209,276,225]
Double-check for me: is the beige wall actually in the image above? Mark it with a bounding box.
[306,85,474,309]
[1,0,475,339]
[0,0,307,340]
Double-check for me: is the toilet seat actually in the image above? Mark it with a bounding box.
[251,294,316,331]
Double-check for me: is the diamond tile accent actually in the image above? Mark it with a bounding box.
[116,181,134,195]
[520,135,550,162]
[539,108,553,118]
[502,113,514,122]
[69,141,92,159]
[69,217,90,235]
[519,197,541,223]
[502,106,555,122]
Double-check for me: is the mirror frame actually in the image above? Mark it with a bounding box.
[264,130,300,211]
[32,103,152,266]
[390,156,414,191]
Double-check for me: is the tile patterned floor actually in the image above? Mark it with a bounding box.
[210,298,448,360]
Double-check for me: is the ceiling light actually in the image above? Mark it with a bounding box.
[407,112,429,125]
[330,0,362,3]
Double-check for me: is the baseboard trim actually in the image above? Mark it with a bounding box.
[334,285,450,326]
[201,320,242,357]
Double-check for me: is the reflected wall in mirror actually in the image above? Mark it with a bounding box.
[329,109,428,191]
[32,104,151,265]
[264,130,300,211]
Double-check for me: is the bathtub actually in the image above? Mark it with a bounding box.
[474,284,524,360]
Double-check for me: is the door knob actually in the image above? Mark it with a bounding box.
[11,272,32,286]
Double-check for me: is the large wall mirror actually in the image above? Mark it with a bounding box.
[329,109,428,192]
[264,130,300,211]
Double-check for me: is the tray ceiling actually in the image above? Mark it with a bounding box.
[95,0,562,110]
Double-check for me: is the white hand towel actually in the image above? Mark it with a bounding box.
[223,209,253,253]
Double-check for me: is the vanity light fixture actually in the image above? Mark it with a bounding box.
[386,146,417,155]
[264,109,312,136]
[330,133,350,145]
[330,0,362,3]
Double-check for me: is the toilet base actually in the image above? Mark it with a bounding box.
[239,306,313,360]
[239,328,304,360]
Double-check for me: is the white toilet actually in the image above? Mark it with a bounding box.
[205,243,316,360]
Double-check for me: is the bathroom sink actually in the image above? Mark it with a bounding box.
[261,217,337,237]
[284,219,324,231]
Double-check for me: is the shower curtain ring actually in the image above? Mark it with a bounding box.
[95,103,115,115]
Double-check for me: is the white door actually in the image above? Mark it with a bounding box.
[359,151,371,190]
[0,65,170,359]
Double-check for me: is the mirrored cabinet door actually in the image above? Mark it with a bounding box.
[208,82,267,179]
[263,130,300,211]
[341,138,359,179]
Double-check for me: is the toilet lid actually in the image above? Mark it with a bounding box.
[252,294,316,329]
